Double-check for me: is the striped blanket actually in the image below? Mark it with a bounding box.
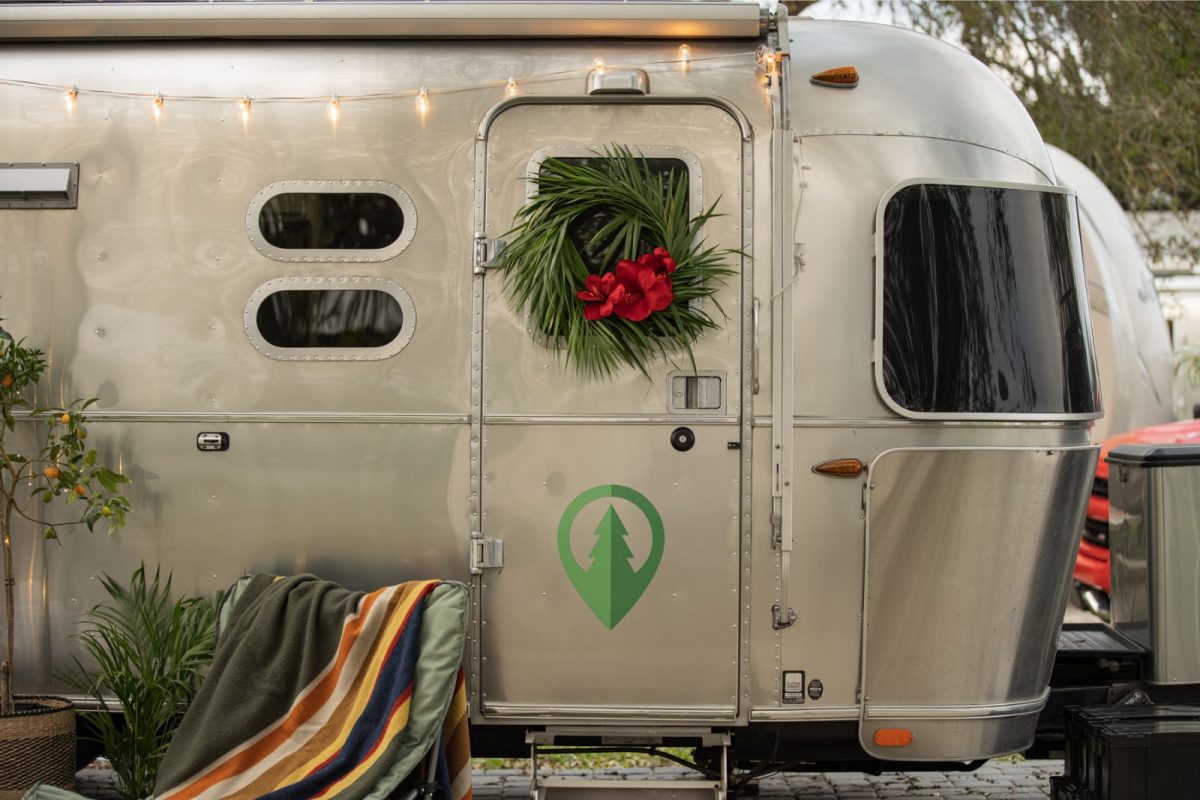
[152,575,472,800]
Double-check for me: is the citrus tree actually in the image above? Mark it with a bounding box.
[0,319,131,715]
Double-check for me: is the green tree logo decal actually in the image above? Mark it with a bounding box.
[558,485,665,630]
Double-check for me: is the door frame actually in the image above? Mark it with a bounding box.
[468,95,756,725]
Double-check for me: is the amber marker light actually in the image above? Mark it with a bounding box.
[152,93,164,122]
[873,729,913,747]
[810,66,860,88]
[505,77,519,97]
[812,458,865,479]
[239,96,252,125]
[63,85,78,113]
[416,87,429,115]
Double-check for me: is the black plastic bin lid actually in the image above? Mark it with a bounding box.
[1106,444,1200,468]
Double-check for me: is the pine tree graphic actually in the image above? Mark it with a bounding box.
[584,505,641,629]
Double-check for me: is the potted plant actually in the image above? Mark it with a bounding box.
[0,317,131,797]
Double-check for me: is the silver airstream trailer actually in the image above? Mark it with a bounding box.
[1047,145,1174,441]
[0,0,1101,788]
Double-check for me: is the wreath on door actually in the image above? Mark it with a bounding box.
[497,145,737,379]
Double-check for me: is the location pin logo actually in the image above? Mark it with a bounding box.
[557,484,665,629]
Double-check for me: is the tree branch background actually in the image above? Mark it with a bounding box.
[784,1,1200,271]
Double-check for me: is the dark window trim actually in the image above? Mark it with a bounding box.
[245,179,417,263]
[872,177,1101,422]
[243,276,417,361]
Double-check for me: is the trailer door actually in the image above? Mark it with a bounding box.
[473,101,749,721]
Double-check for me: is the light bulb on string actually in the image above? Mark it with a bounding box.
[327,95,340,125]
[63,85,78,113]
[505,77,519,97]
[239,96,251,125]
[152,94,164,122]
[416,87,429,115]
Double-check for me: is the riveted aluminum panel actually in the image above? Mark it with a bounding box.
[860,446,1097,760]
[9,419,470,697]
[478,422,741,718]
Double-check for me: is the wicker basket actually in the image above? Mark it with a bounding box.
[0,696,75,800]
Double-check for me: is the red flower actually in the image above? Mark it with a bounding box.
[612,258,674,321]
[578,248,677,323]
[576,272,625,320]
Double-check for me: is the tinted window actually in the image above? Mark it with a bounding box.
[258,193,403,250]
[256,290,404,348]
[545,157,689,273]
[881,184,1099,415]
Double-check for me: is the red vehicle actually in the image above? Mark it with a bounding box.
[1075,418,1200,616]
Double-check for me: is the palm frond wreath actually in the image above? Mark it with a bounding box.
[498,145,737,379]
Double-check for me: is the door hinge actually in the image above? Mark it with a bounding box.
[473,236,507,274]
[470,536,504,574]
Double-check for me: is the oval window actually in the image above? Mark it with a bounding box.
[257,289,403,348]
[244,277,417,361]
[246,181,417,263]
[258,193,403,250]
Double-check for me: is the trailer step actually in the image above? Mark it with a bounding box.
[1057,623,1143,658]
[535,778,723,799]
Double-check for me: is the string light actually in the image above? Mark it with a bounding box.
[6,49,759,127]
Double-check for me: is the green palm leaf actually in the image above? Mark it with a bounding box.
[499,144,738,379]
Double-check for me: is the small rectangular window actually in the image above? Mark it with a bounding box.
[879,182,1099,417]
[0,163,78,209]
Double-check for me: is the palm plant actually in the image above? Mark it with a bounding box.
[0,318,131,715]
[60,564,217,800]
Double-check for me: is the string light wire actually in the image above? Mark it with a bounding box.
[0,50,754,118]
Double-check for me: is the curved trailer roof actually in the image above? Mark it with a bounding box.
[0,1,769,40]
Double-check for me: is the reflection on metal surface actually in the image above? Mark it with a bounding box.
[877,182,1098,419]
[483,704,736,720]
[244,276,416,361]
[1110,454,1200,684]
[861,446,1098,760]
[749,706,859,721]
[865,690,1050,720]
